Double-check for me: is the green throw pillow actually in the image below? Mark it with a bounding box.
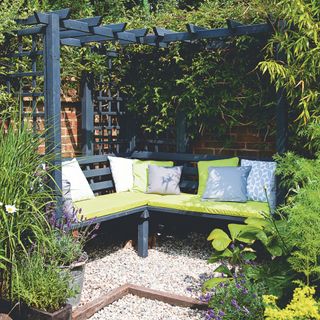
[197,157,239,195]
[132,160,174,192]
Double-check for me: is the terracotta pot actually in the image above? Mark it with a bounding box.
[25,304,72,320]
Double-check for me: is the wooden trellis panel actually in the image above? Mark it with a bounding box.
[93,50,124,155]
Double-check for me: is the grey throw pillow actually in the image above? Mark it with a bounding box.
[147,165,183,195]
[202,166,252,202]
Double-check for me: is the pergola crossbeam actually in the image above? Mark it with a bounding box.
[16,8,71,25]
[61,38,82,47]
[186,24,208,33]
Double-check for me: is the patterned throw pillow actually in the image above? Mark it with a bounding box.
[147,165,183,195]
[241,159,277,209]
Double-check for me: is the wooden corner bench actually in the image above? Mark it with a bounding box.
[74,151,270,257]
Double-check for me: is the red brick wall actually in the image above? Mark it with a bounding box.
[192,125,275,158]
[38,104,275,158]
[38,102,81,158]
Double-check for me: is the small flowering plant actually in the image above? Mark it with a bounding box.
[43,204,100,267]
[202,270,265,320]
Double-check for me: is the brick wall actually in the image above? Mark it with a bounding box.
[37,104,275,158]
[38,102,81,158]
[192,125,275,158]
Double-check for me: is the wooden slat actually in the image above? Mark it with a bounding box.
[61,38,82,47]
[77,155,109,165]
[10,50,43,58]
[180,180,198,190]
[162,23,273,43]
[72,284,130,320]
[128,284,207,310]
[90,180,114,192]
[16,8,71,25]
[9,71,44,78]
[83,167,111,178]
[61,19,90,32]
[17,26,45,36]
[131,151,231,162]
[182,166,197,176]
[72,283,207,320]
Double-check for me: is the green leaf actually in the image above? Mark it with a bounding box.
[228,224,246,241]
[203,277,230,290]
[255,231,269,245]
[208,229,231,251]
[208,251,224,263]
[213,264,232,276]
[237,226,262,243]
[245,217,269,229]
[266,244,283,257]
[242,252,257,261]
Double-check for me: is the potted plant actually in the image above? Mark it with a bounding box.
[11,253,75,320]
[44,207,99,307]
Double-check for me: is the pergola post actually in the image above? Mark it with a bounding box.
[81,70,94,155]
[176,110,187,153]
[44,13,62,217]
[276,87,289,154]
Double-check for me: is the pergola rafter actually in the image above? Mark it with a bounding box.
[5,8,289,217]
[15,8,281,47]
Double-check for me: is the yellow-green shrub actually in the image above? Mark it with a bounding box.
[264,286,320,320]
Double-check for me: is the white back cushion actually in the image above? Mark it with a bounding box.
[108,156,133,192]
[62,159,94,202]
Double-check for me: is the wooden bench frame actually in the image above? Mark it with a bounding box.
[77,151,274,257]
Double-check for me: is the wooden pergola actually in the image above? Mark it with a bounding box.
[5,8,289,214]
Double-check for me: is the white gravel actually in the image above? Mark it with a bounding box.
[89,294,205,320]
[80,232,215,319]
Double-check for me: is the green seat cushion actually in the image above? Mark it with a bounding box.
[74,192,152,220]
[197,157,239,196]
[75,191,267,221]
[132,160,174,193]
[148,193,268,218]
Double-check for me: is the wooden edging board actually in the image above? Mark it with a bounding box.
[72,283,208,320]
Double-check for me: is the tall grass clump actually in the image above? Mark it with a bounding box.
[0,111,55,299]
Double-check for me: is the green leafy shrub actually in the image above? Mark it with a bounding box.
[11,253,75,312]
[276,151,320,285]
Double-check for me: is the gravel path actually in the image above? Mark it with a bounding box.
[89,294,206,320]
[80,232,215,319]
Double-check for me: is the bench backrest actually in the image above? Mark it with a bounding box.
[77,151,273,195]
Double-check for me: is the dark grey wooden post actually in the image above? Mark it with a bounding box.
[138,209,149,257]
[275,40,289,205]
[81,70,94,155]
[176,110,187,153]
[44,13,62,217]
[276,88,289,154]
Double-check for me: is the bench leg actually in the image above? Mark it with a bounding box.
[138,209,149,258]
